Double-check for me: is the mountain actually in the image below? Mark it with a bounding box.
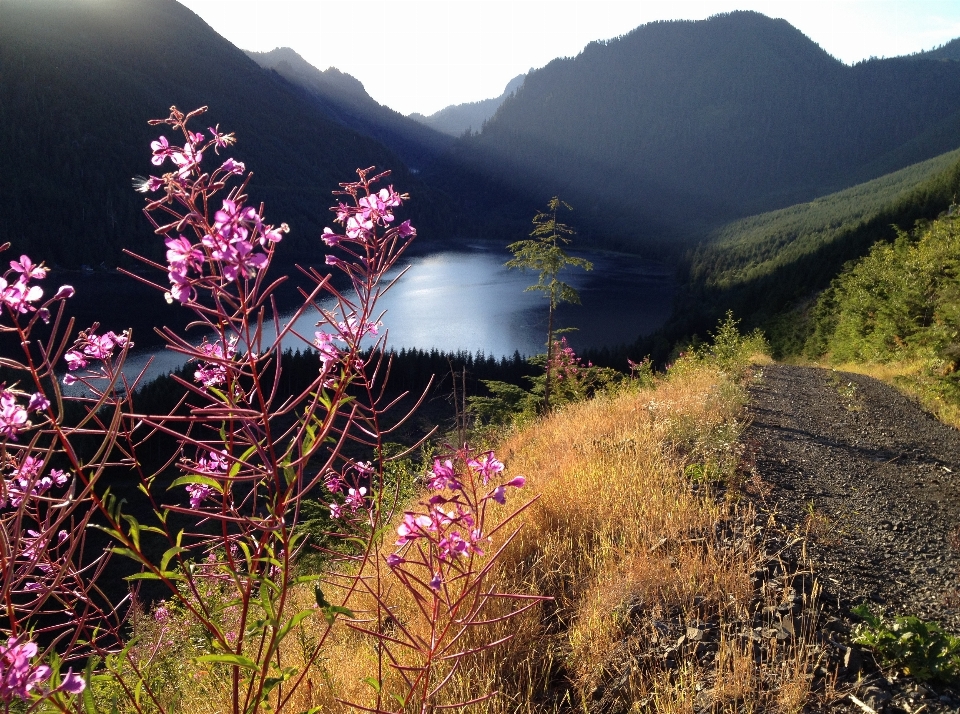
[670,147,960,355]
[244,48,454,172]
[0,0,438,268]
[913,38,960,62]
[409,74,526,137]
[437,11,960,251]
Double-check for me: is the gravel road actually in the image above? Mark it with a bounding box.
[745,364,960,712]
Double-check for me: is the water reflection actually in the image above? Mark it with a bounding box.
[117,247,675,383]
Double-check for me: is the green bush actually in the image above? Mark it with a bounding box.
[852,605,960,684]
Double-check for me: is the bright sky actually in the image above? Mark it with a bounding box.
[178,0,960,117]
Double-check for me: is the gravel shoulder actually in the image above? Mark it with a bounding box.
[747,364,960,629]
[744,364,960,711]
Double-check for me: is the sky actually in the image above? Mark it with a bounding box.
[178,0,960,117]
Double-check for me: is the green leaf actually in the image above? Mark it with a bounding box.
[160,546,186,572]
[230,444,259,479]
[168,475,224,493]
[82,658,101,714]
[110,547,146,564]
[361,676,381,693]
[321,605,354,625]
[196,654,257,670]
[276,610,314,643]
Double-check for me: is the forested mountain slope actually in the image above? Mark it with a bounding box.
[409,74,526,137]
[0,0,436,267]
[244,48,454,172]
[439,11,960,249]
[666,148,960,354]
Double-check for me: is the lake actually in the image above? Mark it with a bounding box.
[109,245,676,383]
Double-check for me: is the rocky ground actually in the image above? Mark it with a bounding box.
[744,364,960,713]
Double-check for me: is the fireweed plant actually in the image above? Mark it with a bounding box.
[0,106,533,714]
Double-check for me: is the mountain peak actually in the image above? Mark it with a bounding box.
[245,47,371,102]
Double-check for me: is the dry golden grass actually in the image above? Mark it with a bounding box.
[115,355,829,713]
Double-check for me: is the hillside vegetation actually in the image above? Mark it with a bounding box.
[663,147,960,356]
[806,213,960,426]
[104,326,829,714]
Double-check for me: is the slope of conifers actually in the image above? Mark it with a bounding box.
[438,11,960,250]
[244,48,454,172]
[806,213,960,424]
[663,147,960,355]
[0,0,439,268]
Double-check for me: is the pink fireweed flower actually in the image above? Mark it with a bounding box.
[321,227,341,246]
[9,255,47,280]
[167,267,193,304]
[150,135,174,165]
[213,199,259,241]
[259,222,288,245]
[64,351,87,371]
[193,336,237,388]
[171,143,203,177]
[429,573,442,591]
[489,486,507,505]
[196,449,229,474]
[396,513,435,546]
[314,331,340,370]
[27,393,49,412]
[427,459,461,491]
[345,214,373,240]
[185,483,213,509]
[335,316,381,342]
[165,235,204,274]
[219,158,244,175]
[325,471,343,494]
[53,285,75,299]
[207,124,234,151]
[437,532,472,562]
[0,637,52,702]
[133,175,164,193]
[467,451,504,485]
[58,669,86,695]
[385,553,404,567]
[82,331,128,360]
[396,219,416,238]
[344,486,367,512]
[61,374,77,386]
[329,502,343,519]
[0,392,29,441]
[487,476,524,505]
[0,277,43,314]
[188,130,205,145]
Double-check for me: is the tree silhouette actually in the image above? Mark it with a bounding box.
[506,197,592,411]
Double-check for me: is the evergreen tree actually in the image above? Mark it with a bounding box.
[506,197,592,411]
